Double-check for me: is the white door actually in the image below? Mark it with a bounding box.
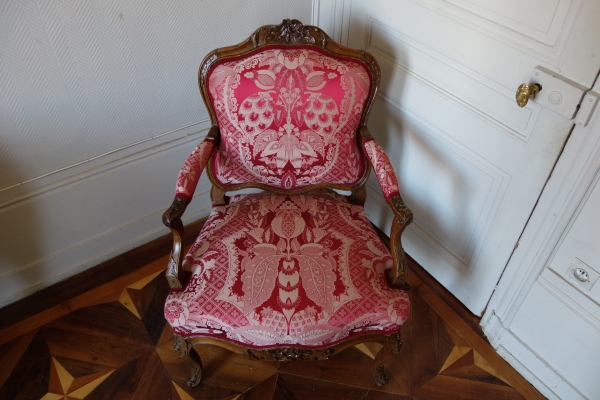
[481,78,600,399]
[504,122,600,400]
[318,0,600,314]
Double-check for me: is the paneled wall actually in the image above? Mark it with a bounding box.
[0,0,312,307]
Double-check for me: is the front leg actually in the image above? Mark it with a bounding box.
[173,334,203,387]
[374,331,402,386]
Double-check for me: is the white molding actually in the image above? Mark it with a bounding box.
[0,123,214,308]
[0,119,211,206]
[409,0,584,68]
[364,18,540,143]
[487,318,578,400]
[0,198,212,308]
[311,0,351,44]
[538,270,600,332]
[372,94,511,273]
[371,47,533,144]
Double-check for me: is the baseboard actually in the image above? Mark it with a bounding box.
[482,314,582,400]
[0,215,209,331]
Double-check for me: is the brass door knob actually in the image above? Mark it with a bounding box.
[516,83,542,107]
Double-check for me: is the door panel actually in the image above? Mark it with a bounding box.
[547,170,600,304]
[344,0,600,313]
[415,0,572,46]
[367,21,539,137]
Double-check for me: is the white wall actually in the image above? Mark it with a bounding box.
[0,0,312,308]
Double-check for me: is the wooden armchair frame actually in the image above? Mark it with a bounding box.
[162,19,413,387]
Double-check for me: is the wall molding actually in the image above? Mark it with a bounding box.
[365,18,538,144]
[485,317,578,400]
[311,0,350,44]
[372,94,511,274]
[409,0,584,68]
[0,121,214,308]
[0,119,210,207]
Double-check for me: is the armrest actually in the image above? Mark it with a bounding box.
[163,126,219,289]
[175,126,218,202]
[360,127,413,288]
[362,136,400,202]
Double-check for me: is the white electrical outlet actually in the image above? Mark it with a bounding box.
[566,258,599,291]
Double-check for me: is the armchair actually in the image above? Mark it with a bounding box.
[162,19,413,388]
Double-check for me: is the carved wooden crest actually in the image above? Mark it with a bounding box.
[252,19,329,48]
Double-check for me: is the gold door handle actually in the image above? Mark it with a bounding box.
[516,83,542,107]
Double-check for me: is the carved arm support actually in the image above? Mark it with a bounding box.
[162,126,219,289]
[360,126,413,288]
[388,195,413,288]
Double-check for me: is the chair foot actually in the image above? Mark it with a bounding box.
[374,365,389,386]
[373,331,402,386]
[173,334,203,387]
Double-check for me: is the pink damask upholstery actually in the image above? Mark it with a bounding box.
[175,137,215,203]
[206,47,371,189]
[164,193,409,347]
[363,138,400,201]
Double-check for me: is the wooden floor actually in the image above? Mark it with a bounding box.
[0,227,544,399]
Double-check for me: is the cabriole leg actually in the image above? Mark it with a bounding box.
[374,331,402,386]
[173,334,203,387]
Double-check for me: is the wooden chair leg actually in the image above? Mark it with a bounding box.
[374,331,402,386]
[173,334,203,387]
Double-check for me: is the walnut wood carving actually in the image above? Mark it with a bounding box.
[374,332,402,386]
[176,332,402,387]
[162,197,188,289]
[210,185,227,206]
[351,184,368,205]
[258,18,326,46]
[173,334,203,387]
[388,195,413,288]
[247,347,333,361]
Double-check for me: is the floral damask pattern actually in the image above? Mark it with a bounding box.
[363,138,400,202]
[206,47,371,189]
[164,193,410,347]
[175,137,215,202]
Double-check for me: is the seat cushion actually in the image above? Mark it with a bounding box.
[164,193,409,348]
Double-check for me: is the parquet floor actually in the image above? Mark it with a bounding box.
[0,253,543,399]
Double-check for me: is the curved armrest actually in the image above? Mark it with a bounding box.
[362,137,400,202]
[175,126,218,202]
[360,127,413,287]
[163,126,219,289]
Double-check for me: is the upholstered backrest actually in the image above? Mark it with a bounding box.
[200,21,378,191]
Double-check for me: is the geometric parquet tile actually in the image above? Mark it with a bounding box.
[0,254,544,399]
